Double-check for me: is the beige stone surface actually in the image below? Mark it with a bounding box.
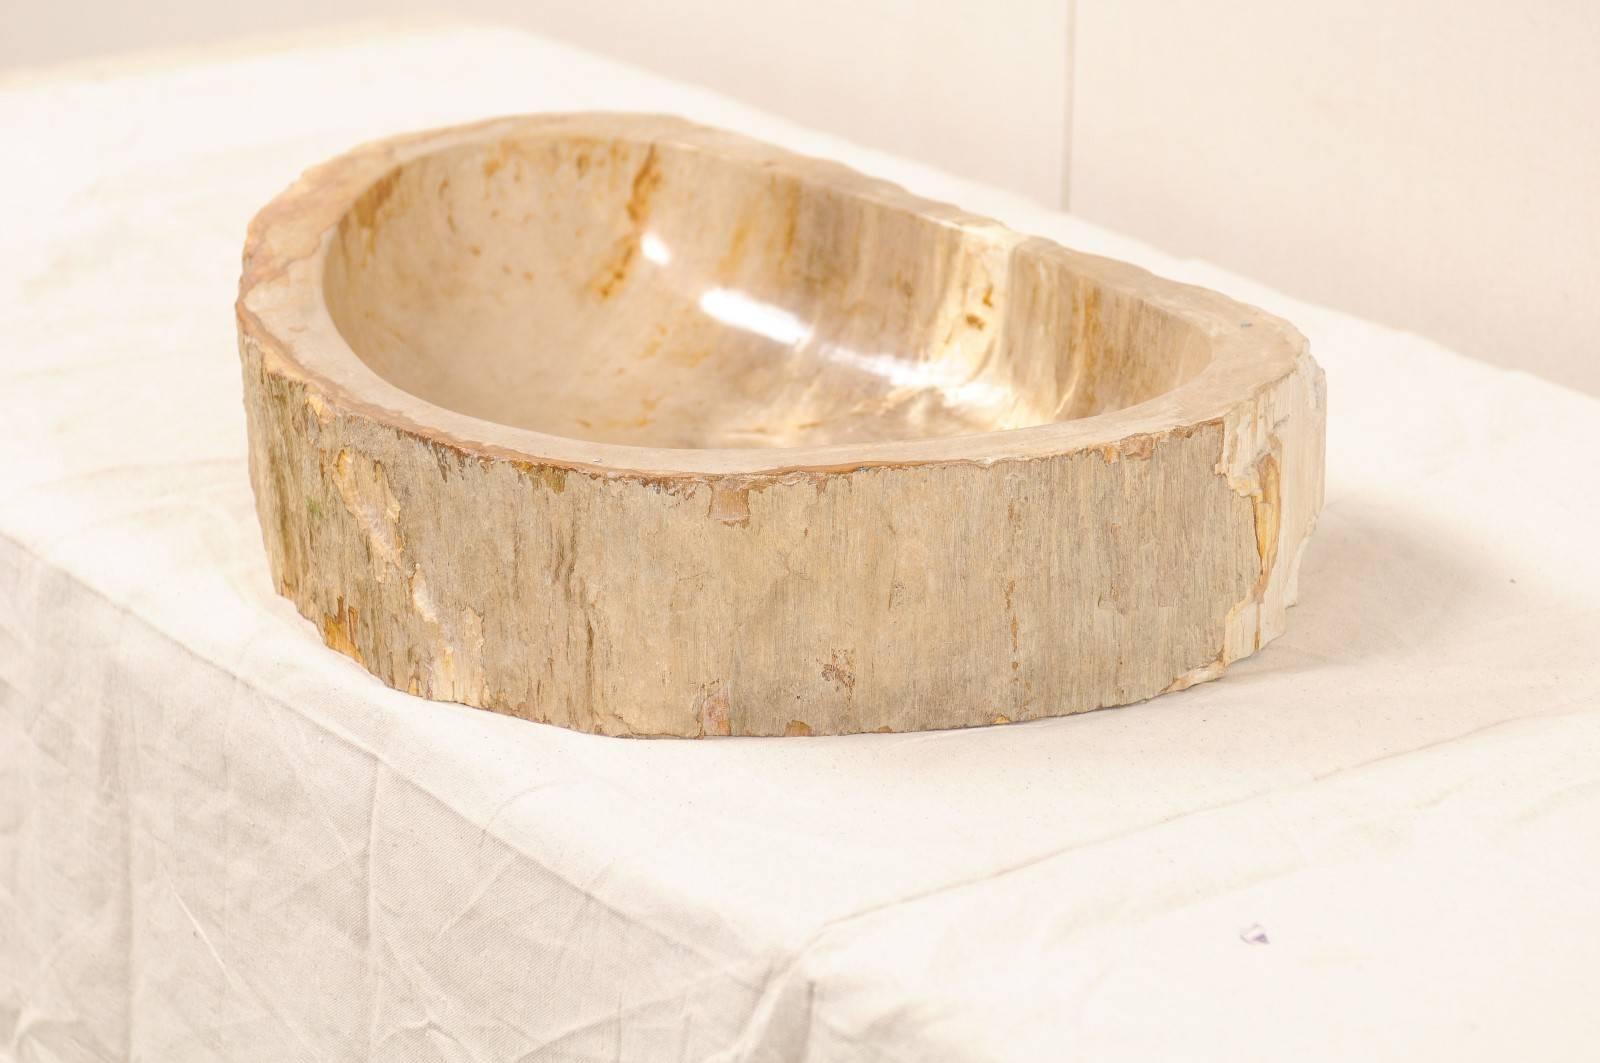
[237,113,1325,736]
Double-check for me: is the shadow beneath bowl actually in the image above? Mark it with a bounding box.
[1230,490,1514,679]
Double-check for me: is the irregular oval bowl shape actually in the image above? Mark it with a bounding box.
[323,129,1212,450]
[238,114,1326,737]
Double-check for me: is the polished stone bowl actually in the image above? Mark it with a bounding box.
[237,114,1324,736]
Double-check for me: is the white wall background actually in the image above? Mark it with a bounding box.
[1,1,1071,207]
[1071,0,1600,398]
[7,1,1595,396]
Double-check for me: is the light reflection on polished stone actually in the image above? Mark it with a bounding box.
[323,114,1216,450]
[241,113,1325,734]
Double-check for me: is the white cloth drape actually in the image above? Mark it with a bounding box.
[3,27,1598,1062]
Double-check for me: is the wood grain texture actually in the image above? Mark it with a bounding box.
[237,114,1325,736]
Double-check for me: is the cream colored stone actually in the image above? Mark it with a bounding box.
[237,113,1325,737]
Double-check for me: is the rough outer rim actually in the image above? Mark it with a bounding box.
[236,113,1327,737]
[238,112,1310,480]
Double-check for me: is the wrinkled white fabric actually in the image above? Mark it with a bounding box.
[3,26,1599,1063]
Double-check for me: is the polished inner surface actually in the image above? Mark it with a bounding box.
[324,131,1215,449]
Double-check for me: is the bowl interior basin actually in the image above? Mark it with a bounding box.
[324,126,1213,449]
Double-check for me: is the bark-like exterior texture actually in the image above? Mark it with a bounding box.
[238,114,1325,736]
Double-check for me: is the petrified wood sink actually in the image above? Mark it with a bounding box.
[237,113,1325,737]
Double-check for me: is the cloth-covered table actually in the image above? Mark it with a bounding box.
[4,27,1599,1063]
